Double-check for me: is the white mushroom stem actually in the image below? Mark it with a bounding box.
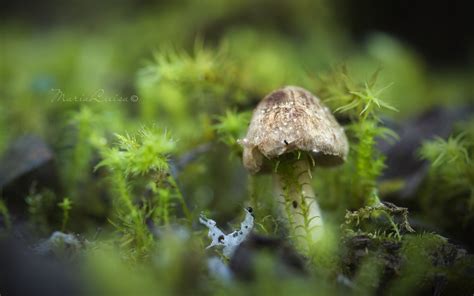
[273,158,323,251]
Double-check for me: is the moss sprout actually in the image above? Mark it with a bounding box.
[95,126,190,260]
[316,67,398,208]
[419,130,474,223]
[58,197,73,232]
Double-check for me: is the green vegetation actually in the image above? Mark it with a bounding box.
[419,126,474,230]
[58,197,73,232]
[316,67,399,208]
[1,1,473,295]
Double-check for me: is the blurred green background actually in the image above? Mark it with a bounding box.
[2,0,473,216]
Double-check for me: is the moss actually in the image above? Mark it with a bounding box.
[57,197,73,232]
[1,1,473,294]
[25,187,58,235]
[419,130,474,215]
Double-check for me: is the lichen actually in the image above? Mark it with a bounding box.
[200,207,255,258]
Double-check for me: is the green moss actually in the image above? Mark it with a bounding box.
[314,67,398,209]
[213,109,251,155]
[94,126,191,261]
[25,187,57,235]
[419,127,474,224]
[1,1,473,294]
[58,197,73,232]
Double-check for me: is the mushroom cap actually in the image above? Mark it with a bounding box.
[239,86,349,174]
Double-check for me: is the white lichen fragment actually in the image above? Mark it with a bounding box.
[199,207,254,258]
[207,256,233,281]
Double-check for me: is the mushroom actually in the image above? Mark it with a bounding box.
[238,86,348,250]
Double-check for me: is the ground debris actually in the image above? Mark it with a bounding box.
[0,135,55,188]
[34,231,84,259]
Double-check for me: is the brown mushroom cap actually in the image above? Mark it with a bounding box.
[239,86,349,174]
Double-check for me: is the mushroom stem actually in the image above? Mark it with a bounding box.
[273,157,323,251]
